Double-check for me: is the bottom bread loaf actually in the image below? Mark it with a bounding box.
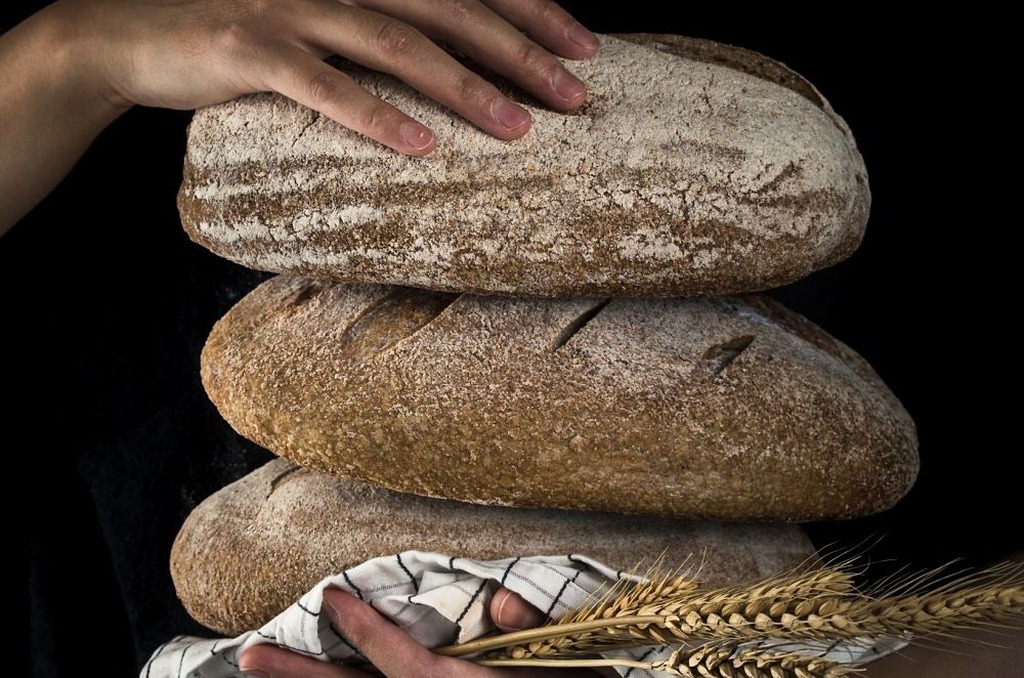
[171,458,819,635]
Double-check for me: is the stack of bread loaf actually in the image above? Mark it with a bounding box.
[169,33,919,640]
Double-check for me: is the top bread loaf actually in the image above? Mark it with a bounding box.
[177,34,870,298]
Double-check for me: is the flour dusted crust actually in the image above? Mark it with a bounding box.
[177,34,870,298]
[199,276,918,521]
[171,458,819,635]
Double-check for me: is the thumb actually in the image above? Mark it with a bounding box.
[489,588,549,632]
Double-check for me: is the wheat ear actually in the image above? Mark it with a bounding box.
[435,559,1024,662]
[477,641,860,677]
[436,562,858,659]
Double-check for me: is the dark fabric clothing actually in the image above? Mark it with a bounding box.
[4,97,275,676]
[6,4,1018,676]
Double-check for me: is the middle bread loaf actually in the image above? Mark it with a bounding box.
[200,276,918,522]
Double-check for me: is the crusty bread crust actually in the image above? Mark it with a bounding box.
[177,34,869,297]
[171,458,820,635]
[200,277,918,521]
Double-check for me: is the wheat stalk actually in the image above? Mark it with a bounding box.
[434,558,1024,669]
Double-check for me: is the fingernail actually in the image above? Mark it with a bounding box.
[494,590,548,631]
[567,22,600,52]
[491,98,531,132]
[400,121,434,150]
[492,588,514,625]
[237,663,270,678]
[552,69,587,103]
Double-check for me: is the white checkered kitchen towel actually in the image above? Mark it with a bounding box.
[142,551,904,678]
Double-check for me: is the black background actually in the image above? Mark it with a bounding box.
[5,3,1019,676]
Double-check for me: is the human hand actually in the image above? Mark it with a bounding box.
[236,587,612,677]
[44,0,599,155]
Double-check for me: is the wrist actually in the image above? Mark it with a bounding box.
[19,0,135,128]
[0,0,133,232]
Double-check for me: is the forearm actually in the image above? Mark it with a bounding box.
[0,1,130,234]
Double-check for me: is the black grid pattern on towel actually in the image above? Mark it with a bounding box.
[140,552,645,678]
